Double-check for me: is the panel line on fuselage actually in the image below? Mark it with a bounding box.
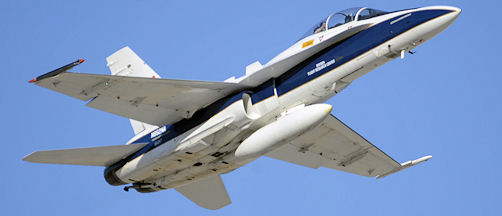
[110,9,454,169]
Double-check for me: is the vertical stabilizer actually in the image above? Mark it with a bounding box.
[129,119,157,135]
[106,46,161,78]
[107,46,160,134]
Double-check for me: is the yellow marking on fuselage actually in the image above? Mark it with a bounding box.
[302,40,314,48]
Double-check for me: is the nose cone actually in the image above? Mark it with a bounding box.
[445,6,461,14]
[422,5,461,23]
[453,7,462,19]
[436,5,461,13]
[452,7,462,15]
[435,6,461,31]
[441,6,462,21]
[410,6,461,41]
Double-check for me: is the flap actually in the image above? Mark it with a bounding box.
[175,175,231,210]
[32,71,246,126]
[23,144,147,166]
[267,114,402,177]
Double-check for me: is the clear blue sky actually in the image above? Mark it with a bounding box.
[3,0,500,215]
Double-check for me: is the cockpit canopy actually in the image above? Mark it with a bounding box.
[299,7,388,40]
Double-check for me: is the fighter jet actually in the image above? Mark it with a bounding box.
[24,6,461,209]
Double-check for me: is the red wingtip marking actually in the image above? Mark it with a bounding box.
[28,78,36,83]
[78,59,85,64]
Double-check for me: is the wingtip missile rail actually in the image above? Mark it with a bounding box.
[28,59,85,83]
[376,155,432,179]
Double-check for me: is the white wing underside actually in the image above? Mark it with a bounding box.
[175,175,231,210]
[267,114,402,177]
[34,72,246,126]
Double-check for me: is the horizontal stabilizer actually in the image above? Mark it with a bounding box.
[175,175,231,210]
[23,144,147,166]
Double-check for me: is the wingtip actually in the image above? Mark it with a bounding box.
[22,152,35,162]
[376,155,433,179]
[30,58,86,83]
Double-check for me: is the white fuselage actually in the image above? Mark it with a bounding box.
[108,6,461,192]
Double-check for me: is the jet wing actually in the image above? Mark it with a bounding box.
[175,175,231,210]
[30,63,247,126]
[267,114,431,178]
[23,144,147,166]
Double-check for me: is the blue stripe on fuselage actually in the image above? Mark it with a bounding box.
[250,79,275,103]
[275,9,453,96]
[108,9,453,169]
